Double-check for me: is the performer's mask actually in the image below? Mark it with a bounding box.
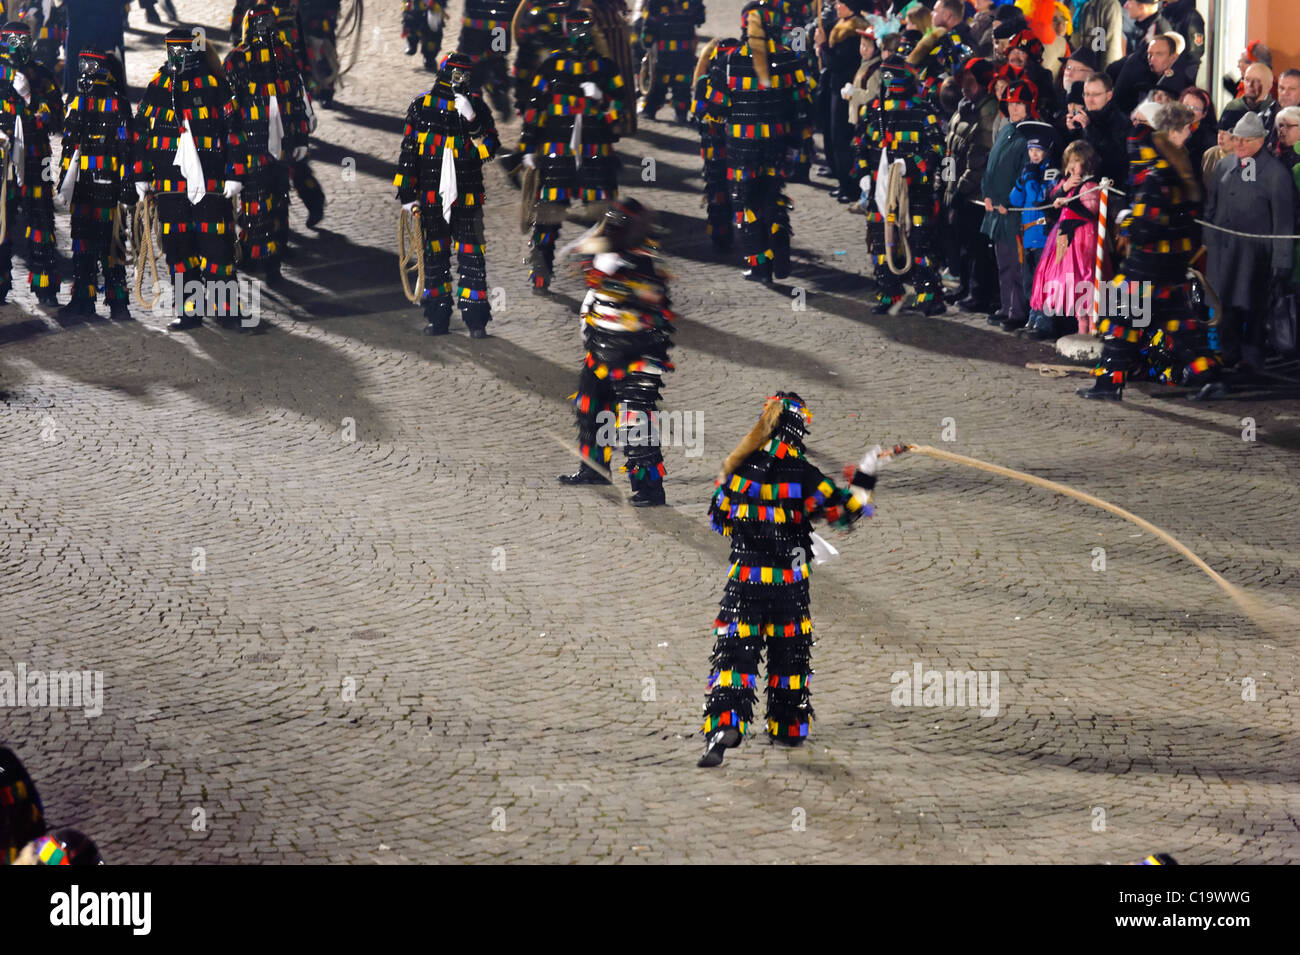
[0,30,31,69]
[77,54,109,95]
[248,11,277,46]
[564,15,594,52]
[449,66,470,91]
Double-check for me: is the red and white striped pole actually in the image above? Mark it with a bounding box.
[1092,178,1111,335]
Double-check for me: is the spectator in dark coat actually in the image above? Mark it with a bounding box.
[821,1,869,200]
[1205,111,1296,371]
[65,0,126,91]
[981,79,1034,325]
[1113,31,1186,114]
[944,56,1000,310]
[1063,71,1131,189]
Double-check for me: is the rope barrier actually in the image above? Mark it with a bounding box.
[1192,219,1300,240]
[901,444,1299,639]
[969,180,1115,213]
[397,205,425,304]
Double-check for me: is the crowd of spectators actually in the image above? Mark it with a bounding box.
[807,0,1298,379]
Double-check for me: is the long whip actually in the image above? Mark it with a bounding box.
[895,444,1297,638]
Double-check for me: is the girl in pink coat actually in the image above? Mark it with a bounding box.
[1027,140,1102,338]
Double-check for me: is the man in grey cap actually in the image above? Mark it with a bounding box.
[1205,111,1296,372]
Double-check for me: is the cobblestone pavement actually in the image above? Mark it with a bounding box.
[1,1,1298,864]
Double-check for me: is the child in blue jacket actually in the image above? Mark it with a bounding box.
[1004,135,1052,332]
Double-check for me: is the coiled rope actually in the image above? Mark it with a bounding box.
[397,205,425,304]
[884,161,911,276]
[901,444,1298,639]
[132,195,165,310]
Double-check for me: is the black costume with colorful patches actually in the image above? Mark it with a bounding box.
[0,21,62,302]
[564,200,675,505]
[691,35,739,251]
[699,2,811,280]
[636,0,705,120]
[857,57,944,310]
[702,393,876,747]
[1086,127,1220,396]
[133,31,249,326]
[224,5,312,279]
[394,53,501,333]
[57,50,133,317]
[519,10,625,290]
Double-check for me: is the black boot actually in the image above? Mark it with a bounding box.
[1076,377,1123,401]
[169,315,202,331]
[629,483,666,507]
[162,0,178,19]
[558,464,611,485]
[109,302,133,321]
[58,298,95,321]
[697,726,741,768]
[742,263,773,284]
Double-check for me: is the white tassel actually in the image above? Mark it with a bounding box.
[809,532,839,565]
[570,110,583,170]
[267,92,284,161]
[175,122,206,204]
[439,141,456,224]
[12,114,23,188]
[58,148,79,206]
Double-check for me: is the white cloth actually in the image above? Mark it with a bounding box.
[267,93,284,161]
[402,200,420,213]
[12,72,30,103]
[57,148,79,208]
[136,181,151,201]
[453,93,474,121]
[175,122,206,204]
[809,532,840,565]
[570,111,583,169]
[522,152,536,169]
[858,444,886,476]
[439,142,456,223]
[292,145,308,161]
[223,180,242,200]
[12,114,23,188]
[592,252,624,275]
[873,147,890,215]
[580,81,602,102]
[303,93,318,133]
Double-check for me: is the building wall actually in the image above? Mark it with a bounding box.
[1250,0,1300,73]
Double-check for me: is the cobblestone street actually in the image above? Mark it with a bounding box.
[1,0,1298,864]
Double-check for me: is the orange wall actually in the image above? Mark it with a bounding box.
[1251,0,1300,74]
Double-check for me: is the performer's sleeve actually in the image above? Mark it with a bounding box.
[518,69,544,152]
[56,100,80,192]
[393,98,422,202]
[219,85,251,183]
[472,93,501,160]
[131,82,160,184]
[31,74,62,135]
[603,61,626,132]
[800,462,874,530]
[284,54,313,148]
